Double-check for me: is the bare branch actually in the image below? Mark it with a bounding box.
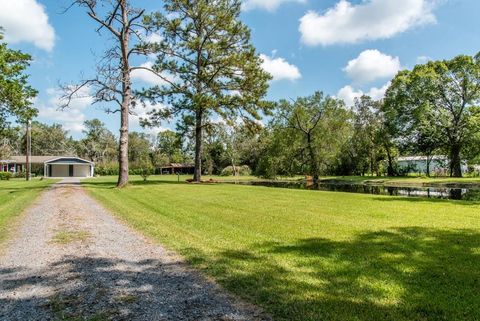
[130,66,184,92]
[127,9,145,28]
[59,80,92,110]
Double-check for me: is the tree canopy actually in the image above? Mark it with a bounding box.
[64,0,154,187]
[3,4,480,180]
[140,0,272,181]
[385,53,480,177]
[262,92,351,180]
[77,119,117,164]
[0,30,37,131]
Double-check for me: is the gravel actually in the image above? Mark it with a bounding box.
[0,178,269,321]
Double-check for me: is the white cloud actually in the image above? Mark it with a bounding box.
[37,87,93,133]
[416,55,432,64]
[145,32,162,44]
[0,0,55,51]
[336,82,390,107]
[131,61,176,86]
[243,0,306,11]
[337,85,360,107]
[130,101,168,136]
[368,83,390,101]
[260,54,301,82]
[344,50,401,84]
[299,0,436,46]
[37,87,167,136]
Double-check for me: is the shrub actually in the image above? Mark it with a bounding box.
[14,171,26,179]
[95,163,119,176]
[95,165,159,177]
[94,160,164,178]
[395,163,418,176]
[468,165,480,177]
[0,172,13,180]
[139,168,154,181]
[137,158,154,182]
[220,166,233,176]
[239,165,252,176]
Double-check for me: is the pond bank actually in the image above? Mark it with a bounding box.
[226,179,480,201]
[318,177,480,189]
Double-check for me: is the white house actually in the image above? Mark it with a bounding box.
[0,156,94,178]
[397,155,467,175]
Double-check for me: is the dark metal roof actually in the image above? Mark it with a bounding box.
[7,156,60,164]
[5,156,93,165]
[45,157,93,165]
[161,163,195,168]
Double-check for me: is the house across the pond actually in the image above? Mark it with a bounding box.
[0,156,95,178]
[397,155,467,175]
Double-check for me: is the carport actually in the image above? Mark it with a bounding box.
[44,157,94,178]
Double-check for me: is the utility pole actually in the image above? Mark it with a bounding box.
[26,119,31,181]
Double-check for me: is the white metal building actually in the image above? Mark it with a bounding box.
[44,157,94,178]
[397,156,467,175]
[0,156,94,178]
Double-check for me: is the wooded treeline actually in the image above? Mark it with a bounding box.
[2,81,480,178]
[1,0,480,182]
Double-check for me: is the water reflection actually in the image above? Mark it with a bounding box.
[236,181,480,201]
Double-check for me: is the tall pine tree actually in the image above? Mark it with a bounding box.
[141,0,272,181]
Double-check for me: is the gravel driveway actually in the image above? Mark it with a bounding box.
[0,179,268,321]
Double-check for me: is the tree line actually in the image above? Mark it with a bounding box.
[1,0,479,184]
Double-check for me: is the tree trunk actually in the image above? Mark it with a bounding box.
[117,1,130,188]
[370,153,374,177]
[207,159,213,175]
[450,144,462,178]
[232,159,237,176]
[26,120,31,181]
[117,96,130,187]
[307,133,319,182]
[426,155,432,177]
[193,109,203,182]
[385,144,395,177]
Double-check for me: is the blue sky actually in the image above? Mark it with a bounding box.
[1,0,479,138]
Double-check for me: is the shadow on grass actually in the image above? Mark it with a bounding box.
[0,186,52,194]
[181,227,480,321]
[0,256,266,320]
[129,179,188,186]
[0,180,58,195]
[371,195,480,206]
[3,227,479,320]
[82,179,237,190]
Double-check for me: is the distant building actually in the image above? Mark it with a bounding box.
[159,163,195,174]
[397,155,467,175]
[0,156,95,178]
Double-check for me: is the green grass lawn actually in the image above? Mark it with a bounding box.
[153,174,305,182]
[160,173,480,186]
[0,178,55,244]
[84,176,480,321]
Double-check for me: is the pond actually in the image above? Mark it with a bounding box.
[233,181,480,201]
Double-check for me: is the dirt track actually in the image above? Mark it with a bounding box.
[0,179,266,321]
